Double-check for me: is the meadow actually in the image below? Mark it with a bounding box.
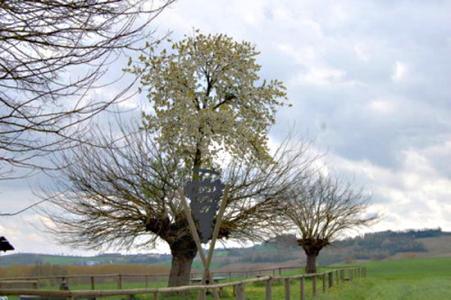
[1,257,450,299]
[62,257,451,299]
[316,257,451,300]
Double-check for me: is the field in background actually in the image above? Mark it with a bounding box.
[316,257,451,300]
[0,264,169,280]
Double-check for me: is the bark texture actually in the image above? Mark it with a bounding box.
[305,251,319,274]
[167,237,197,287]
[298,238,328,274]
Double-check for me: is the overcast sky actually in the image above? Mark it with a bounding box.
[1,0,451,255]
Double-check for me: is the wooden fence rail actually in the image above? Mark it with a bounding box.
[0,264,365,290]
[0,267,366,300]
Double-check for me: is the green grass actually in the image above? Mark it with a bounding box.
[317,257,451,300]
[155,257,451,299]
[6,257,450,299]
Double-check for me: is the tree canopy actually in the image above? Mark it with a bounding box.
[43,127,310,285]
[126,32,288,171]
[282,173,376,273]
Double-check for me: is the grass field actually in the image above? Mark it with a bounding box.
[317,257,451,300]
[2,257,450,299]
[101,257,451,299]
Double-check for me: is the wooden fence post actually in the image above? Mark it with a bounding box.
[278,268,282,276]
[312,275,317,296]
[117,274,122,289]
[90,276,95,290]
[335,270,339,286]
[284,278,290,300]
[152,291,159,300]
[199,288,207,300]
[300,277,305,300]
[265,278,272,300]
[328,272,333,288]
[235,283,245,300]
[322,273,326,293]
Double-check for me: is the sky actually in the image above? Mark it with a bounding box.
[1,0,451,255]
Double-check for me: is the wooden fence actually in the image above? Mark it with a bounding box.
[1,265,299,289]
[0,267,366,299]
[0,264,362,289]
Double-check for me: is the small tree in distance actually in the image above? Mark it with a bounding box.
[282,174,376,273]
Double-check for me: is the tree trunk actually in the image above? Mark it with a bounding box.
[167,237,197,287]
[297,238,327,274]
[305,252,318,274]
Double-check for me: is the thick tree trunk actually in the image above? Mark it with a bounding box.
[167,238,197,287]
[297,238,327,274]
[305,252,318,274]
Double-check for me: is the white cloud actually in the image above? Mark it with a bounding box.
[392,61,408,82]
[327,148,451,232]
[368,99,397,114]
[353,43,371,62]
[302,67,346,85]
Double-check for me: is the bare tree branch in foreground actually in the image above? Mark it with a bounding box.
[282,174,377,273]
[0,199,48,217]
[0,0,175,178]
[41,127,313,286]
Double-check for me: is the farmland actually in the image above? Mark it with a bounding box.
[1,257,450,299]
[317,257,451,300]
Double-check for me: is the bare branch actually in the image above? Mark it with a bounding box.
[281,171,377,272]
[0,0,175,177]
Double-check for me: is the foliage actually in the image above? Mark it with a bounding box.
[126,31,288,170]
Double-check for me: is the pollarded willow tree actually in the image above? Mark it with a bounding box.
[282,174,376,273]
[44,127,311,286]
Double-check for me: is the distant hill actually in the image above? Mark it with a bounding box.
[212,228,451,270]
[1,228,450,271]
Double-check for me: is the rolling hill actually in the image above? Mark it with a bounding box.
[0,228,449,272]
